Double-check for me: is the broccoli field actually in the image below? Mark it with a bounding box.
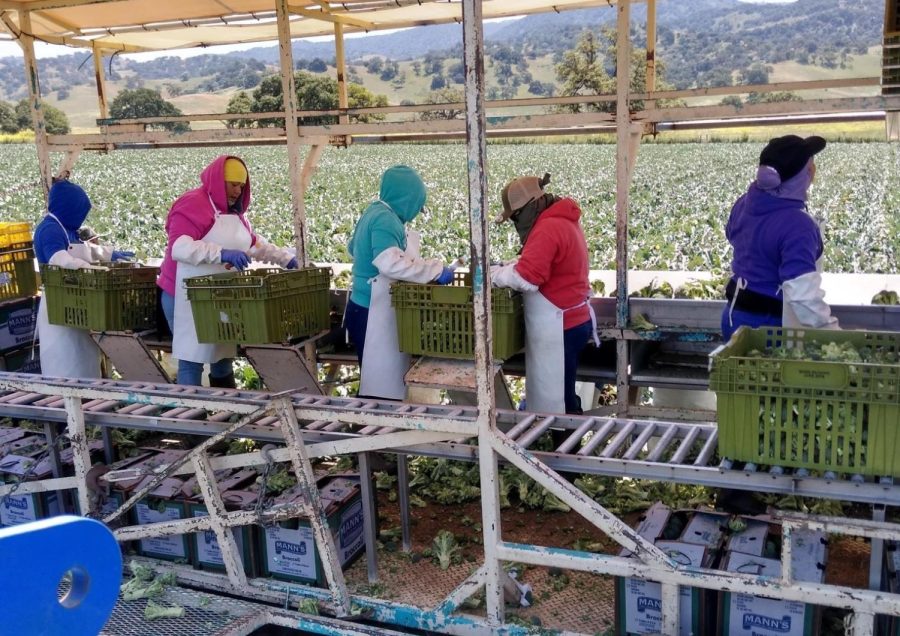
[1,141,898,273]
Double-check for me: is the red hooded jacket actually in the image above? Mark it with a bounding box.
[514,198,591,329]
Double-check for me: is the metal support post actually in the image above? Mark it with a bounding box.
[101,427,115,464]
[18,10,51,198]
[614,0,634,416]
[357,451,379,582]
[92,45,109,120]
[397,454,412,552]
[462,0,503,625]
[851,612,875,636]
[273,397,351,616]
[41,421,63,479]
[63,396,94,517]
[870,504,886,590]
[275,0,308,266]
[192,451,249,590]
[645,0,657,114]
[334,23,350,126]
[660,582,680,636]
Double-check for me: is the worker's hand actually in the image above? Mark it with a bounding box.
[434,267,454,285]
[285,257,299,270]
[221,249,251,271]
[111,250,135,262]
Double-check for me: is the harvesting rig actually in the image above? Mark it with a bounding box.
[0,0,899,634]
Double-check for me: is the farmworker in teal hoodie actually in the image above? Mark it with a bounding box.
[491,174,597,416]
[722,135,839,341]
[345,165,454,400]
[157,156,298,387]
[33,178,134,378]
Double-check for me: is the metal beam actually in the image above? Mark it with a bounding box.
[287,4,374,30]
[18,9,51,199]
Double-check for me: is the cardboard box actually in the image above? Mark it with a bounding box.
[259,476,365,585]
[718,528,827,636]
[0,296,38,353]
[0,448,61,527]
[0,345,40,373]
[615,503,724,635]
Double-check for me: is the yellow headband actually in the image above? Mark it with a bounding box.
[224,158,248,184]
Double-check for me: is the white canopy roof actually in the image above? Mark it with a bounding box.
[0,0,612,53]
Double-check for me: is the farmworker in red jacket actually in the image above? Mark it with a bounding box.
[33,178,135,379]
[345,165,454,400]
[722,135,839,341]
[491,174,597,415]
[157,156,298,387]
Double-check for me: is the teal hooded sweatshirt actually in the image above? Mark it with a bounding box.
[348,165,427,308]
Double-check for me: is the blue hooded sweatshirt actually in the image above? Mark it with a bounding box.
[33,181,92,265]
[348,166,427,307]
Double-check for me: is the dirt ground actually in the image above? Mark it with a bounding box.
[340,490,878,635]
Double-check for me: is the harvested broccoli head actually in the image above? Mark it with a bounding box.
[144,600,184,621]
[432,530,461,570]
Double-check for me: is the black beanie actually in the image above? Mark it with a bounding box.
[759,135,826,182]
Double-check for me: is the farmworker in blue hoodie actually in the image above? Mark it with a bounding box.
[344,165,454,400]
[722,135,839,341]
[33,179,134,378]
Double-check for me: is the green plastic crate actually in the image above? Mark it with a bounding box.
[0,242,37,302]
[710,326,900,477]
[185,267,330,344]
[391,273,524,360]
[41,262,159,331]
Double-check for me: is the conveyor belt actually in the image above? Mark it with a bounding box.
[0,372,895,505]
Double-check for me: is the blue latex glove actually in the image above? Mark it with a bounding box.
[285,258,299,270]
[111,250,135,262]
[221,249,251,271]
[434,267,454,285]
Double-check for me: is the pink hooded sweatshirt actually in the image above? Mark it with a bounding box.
[157,155,258,296]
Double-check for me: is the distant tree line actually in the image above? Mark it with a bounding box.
[0,99,69,134]
[224,71,388,128]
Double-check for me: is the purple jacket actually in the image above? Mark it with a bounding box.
[726,183,822,299]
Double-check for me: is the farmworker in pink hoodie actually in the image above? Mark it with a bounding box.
[157,156,297,387]
[491,174,597,415]
[722,135,838,341]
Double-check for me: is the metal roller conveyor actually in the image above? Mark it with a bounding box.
[0,372,897,505]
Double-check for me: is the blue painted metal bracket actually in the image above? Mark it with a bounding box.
[0,515,122,636]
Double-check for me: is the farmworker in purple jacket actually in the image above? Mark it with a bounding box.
[722,135,839,341]
[157,156,298,387]
[33,179,134,379]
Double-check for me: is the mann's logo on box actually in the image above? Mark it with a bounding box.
[204,530,216,545]
[341,501,364,546]
[9,309,35,336]
[742,613,792,632]
[636,597,661,613]
[275,540,306,556]
[3,496,28,510]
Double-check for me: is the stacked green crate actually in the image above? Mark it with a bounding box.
[391,272,524,360]
[710,327,900,477]
[185,267,331,344]
[41,262,159,331]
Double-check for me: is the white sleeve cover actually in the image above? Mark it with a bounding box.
[171,235,222,266]
[247,236,294,267]
[490,262,539,293]
[48,249,99,270]
[781,271,840,329]
[372,246,443,283]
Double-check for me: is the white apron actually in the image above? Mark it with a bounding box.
[37,241,102,379]
[358,230,421,400]
[173,208,251,364]
[781,214,825,328]
[523,292,598,414]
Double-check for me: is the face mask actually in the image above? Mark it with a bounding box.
[511,194,559,246]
